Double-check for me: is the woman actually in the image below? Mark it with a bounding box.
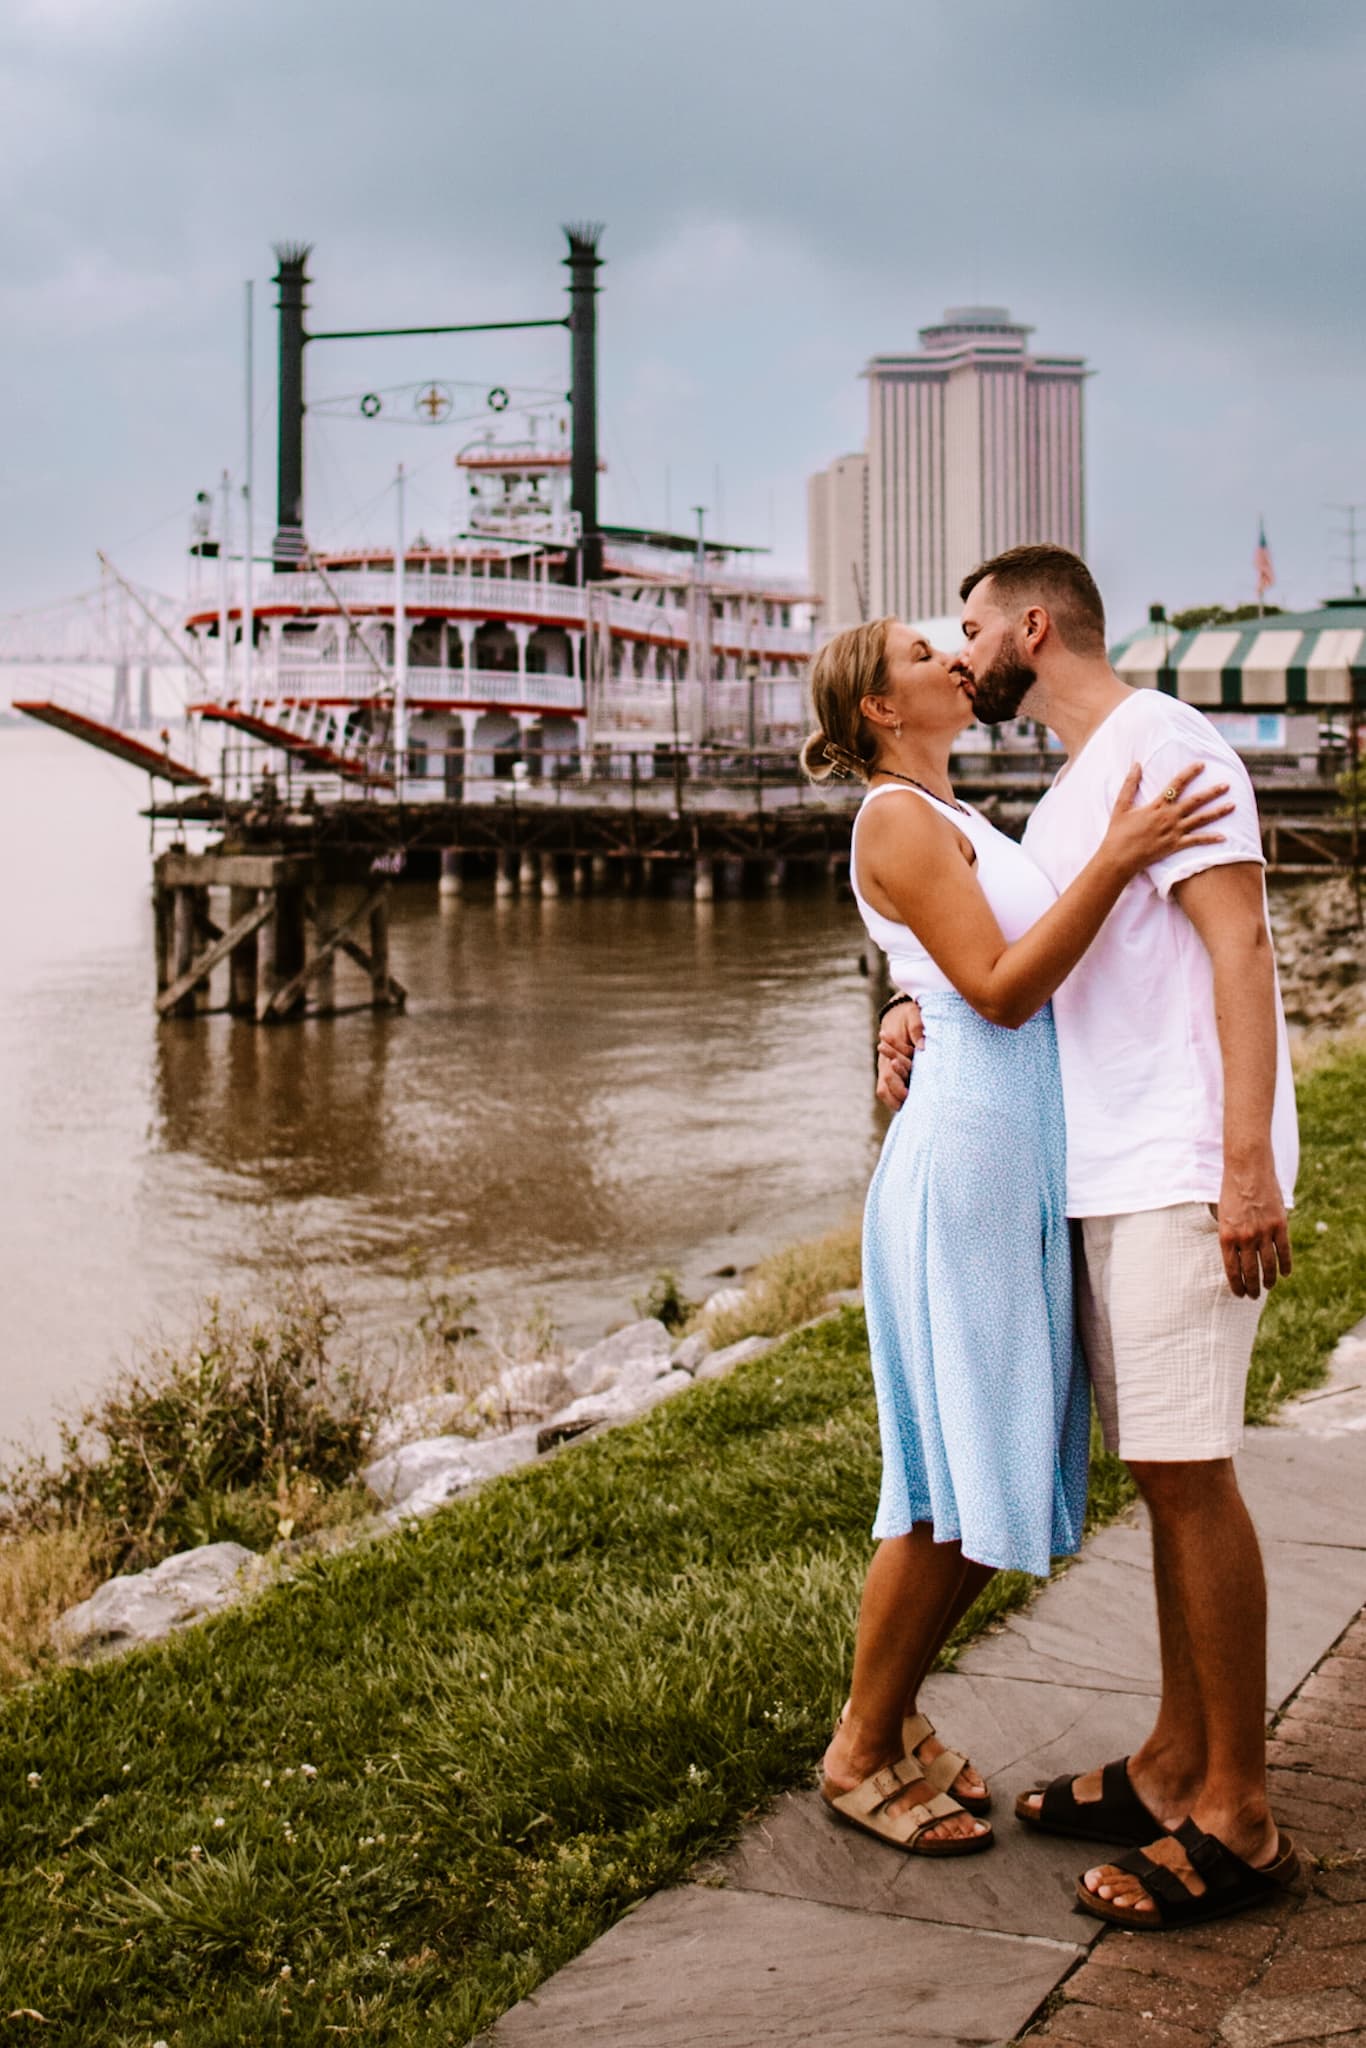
[806,617,1230,1857]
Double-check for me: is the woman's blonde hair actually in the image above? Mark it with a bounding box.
[799,615,895,783]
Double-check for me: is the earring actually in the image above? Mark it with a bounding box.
[893,721,903,737]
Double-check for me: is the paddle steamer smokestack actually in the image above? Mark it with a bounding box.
[563,223,604,584]
[272,243,311,571]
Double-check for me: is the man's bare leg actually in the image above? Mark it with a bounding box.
[1085,1459,1277,1913]
[1016,1488,1208,1829]
[1123,1484,1208,1821]
[823,1526,988,1844]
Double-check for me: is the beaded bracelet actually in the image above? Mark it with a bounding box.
[877,991,917,1026]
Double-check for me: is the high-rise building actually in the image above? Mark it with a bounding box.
[806,452,869,634]
[809,307,1088,629]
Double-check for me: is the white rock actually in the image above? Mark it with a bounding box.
[54,1541,256,1659]
[475,1361,575,1424]
[671,1332,710,1374]
[702,1286,747,1320]
[364,1427,540,1512]
[694,1335,776,1382]
[564,1318,673,1398]
[368,1392,470,1457]
[545,1369,694,1432]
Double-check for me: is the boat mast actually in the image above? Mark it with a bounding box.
[243,279,255,709]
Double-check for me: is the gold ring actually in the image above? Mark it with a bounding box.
[1163,786,1179,803]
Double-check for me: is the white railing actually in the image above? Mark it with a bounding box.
[251,572,811,660]
[268,665,584,714]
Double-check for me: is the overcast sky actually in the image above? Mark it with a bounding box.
[4,0,1365,635]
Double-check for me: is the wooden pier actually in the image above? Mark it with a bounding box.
[153,848,406,1022]
[144,753,1361,1022]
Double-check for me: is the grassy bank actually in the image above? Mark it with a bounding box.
[1,1038,1364,2044]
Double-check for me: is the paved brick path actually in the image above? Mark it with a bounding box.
[1025,1608,1366,2048]
[480,1320,1366,2048]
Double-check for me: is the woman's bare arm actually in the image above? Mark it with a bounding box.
[857,767,1229,1030]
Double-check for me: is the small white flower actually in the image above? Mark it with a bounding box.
[154,2039,170,2047]
[299,1763,318,1779]
[262,1778,272,1789]
[189,1845,203,1861]
[1316,1220,1329,1233]
[279,1964,292,1980]
[26,1772,41,1788]
[339,1864,352,1876]
[212,1816,226,1829]
[122,1763,132,1775]
[282,1767,295,1779]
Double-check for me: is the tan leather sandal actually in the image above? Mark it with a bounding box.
[902,1710,992,1818]
[821,1755,994,1858]
[838,1701,992,1818]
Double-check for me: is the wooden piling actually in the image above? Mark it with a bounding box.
[438,849,462,898]
[264,886,307,1020]
[368,892,391,1007]
[495,850,517,897]
[227,885,259,1016]
[170,887,198,1018]
[310,886,337,1016]
[153,884,173,995]
[693,855,715,902]
[518,850,539,893]
[540,852,560,898]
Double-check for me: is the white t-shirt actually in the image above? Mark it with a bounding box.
[1022,690,1299,1218]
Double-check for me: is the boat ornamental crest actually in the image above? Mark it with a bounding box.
[414,383,454,423]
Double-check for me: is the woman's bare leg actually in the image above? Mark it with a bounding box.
[822,1526,988,1843]
[901,1559,996,1803]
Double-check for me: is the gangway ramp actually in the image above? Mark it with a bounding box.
[196,704,393,789]
[12,697,208,785]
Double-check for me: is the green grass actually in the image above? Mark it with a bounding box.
[2,1042,1364,2044]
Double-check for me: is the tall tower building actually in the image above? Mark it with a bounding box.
[806,452,869,632]
[810,307,1088,628]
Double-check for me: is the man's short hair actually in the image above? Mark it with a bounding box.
[959,543,1106,655]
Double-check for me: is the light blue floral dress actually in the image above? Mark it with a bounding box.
[852,787,1090,1577]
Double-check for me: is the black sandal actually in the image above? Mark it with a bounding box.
[1015,1756,1160,1846]
[1076,1819,1300,1930]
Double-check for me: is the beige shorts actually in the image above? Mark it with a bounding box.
[1076,1203,1265,1463]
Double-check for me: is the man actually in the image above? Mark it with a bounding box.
[877,543,1298,1927]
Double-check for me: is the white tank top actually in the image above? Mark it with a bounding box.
[850,782,1058,996]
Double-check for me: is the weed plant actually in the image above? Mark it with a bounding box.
[2,1282,377,1579]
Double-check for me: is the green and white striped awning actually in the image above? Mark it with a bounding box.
[1109,602,1366,710]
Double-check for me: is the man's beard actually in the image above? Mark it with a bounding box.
[967,651,1036,726]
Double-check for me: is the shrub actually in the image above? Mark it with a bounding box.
[1,1280,378,1577]
[633,1270,697,1334]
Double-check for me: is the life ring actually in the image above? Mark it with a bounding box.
[487,386,510,412]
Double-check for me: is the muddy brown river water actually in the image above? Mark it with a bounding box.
[0,727,885,1453]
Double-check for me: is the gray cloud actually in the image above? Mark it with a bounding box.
[3,0,1363,630]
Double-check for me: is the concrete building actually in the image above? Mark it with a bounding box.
[809,307,1088,628]
[806,452,870,635]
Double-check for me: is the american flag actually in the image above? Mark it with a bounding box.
[1254,518,1275,597]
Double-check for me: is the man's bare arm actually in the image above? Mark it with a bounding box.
[1172,861,1291,1298]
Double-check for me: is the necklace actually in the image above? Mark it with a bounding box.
[874,768,968,814]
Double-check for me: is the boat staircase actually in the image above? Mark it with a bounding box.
[11,681,208,785]
[195,700,394,790]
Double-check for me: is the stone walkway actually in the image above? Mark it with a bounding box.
[477,1320,1366,2048]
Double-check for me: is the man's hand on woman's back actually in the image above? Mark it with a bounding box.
[876,999,923,1110]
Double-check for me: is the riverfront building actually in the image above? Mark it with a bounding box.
[809,307,1088,629]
